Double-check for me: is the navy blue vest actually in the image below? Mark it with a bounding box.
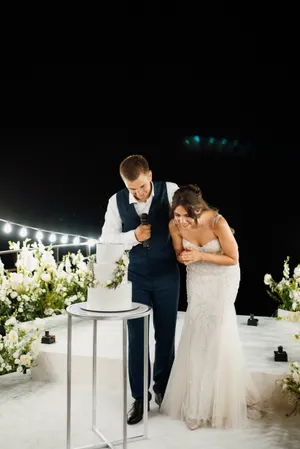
[116,181,177,276]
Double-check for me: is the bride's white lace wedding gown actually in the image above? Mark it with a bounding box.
[161,218,260,429]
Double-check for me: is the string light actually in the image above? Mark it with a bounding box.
[0,218,94,243]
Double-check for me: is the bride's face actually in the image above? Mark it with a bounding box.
[173,206,195,229]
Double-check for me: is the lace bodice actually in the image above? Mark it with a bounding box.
[182,237,239,277]
[182,238,221,253]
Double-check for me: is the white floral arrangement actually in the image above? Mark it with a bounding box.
[0,316,44,376]
[102,250,129,290]
[264,256,300,313]
[0,239,95,324]
[0,239,99,377]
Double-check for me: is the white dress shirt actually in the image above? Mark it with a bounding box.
[100,182,179,250]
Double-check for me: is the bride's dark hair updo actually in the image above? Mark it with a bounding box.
[170,184,217,223]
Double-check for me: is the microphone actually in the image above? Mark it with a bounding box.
[140,213,150,248]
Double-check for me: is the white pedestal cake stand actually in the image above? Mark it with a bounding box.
[66,302,152,449]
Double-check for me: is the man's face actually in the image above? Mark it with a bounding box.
[123,171,152,202]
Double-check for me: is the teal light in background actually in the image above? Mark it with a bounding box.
[185,139,190,144]
[194,135,200,142]
[221,138,227,145]
[209,137,215,144]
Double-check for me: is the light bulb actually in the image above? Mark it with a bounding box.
[3,223,12,233]
[49,233,56,243]
[73,236,80,245]
[20,227,27,237]
[61,235,68,244]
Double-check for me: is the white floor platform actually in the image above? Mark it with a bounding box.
[1,312,300,449]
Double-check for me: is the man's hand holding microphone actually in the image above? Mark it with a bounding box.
[134,213,151,248]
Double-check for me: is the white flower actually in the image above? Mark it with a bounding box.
[41,251,56,267]
[9,273,24,290]
[264,274,272,285]
[7,329,18,343]
[44,308,54,316]
[77,261,88,272]
[65,258,71,273]
[5,316,17,326]
[19,354,32,368]
[291,300,297,310]
[41,273,51,283]
[283,260,290,279]
[9,242,20,251]
[292,370,300,384]
[17,248,38,272]
[294,266,300,279]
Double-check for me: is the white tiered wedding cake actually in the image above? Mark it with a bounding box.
[86,243,133,312]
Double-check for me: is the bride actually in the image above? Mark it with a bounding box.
[161,184,260,430]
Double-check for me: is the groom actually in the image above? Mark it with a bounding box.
[101,154,180,424]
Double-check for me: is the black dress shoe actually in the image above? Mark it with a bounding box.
[154,393,164,407]
[127,399,150,425]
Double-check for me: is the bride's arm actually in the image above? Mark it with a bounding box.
[169,220,185,264]
[201,216,239,266]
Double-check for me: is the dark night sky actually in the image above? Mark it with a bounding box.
[0,63,298,317]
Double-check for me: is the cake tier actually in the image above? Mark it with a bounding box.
[96,243,125,264]
[93,263,128,284]
[87,281,132,312]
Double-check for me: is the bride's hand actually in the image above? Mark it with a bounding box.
[180,247,202,264]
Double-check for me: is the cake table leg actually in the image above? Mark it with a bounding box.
[67,314,72,449]
[92,320,98,430]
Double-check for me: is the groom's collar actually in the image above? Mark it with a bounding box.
[129,182,155,204]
